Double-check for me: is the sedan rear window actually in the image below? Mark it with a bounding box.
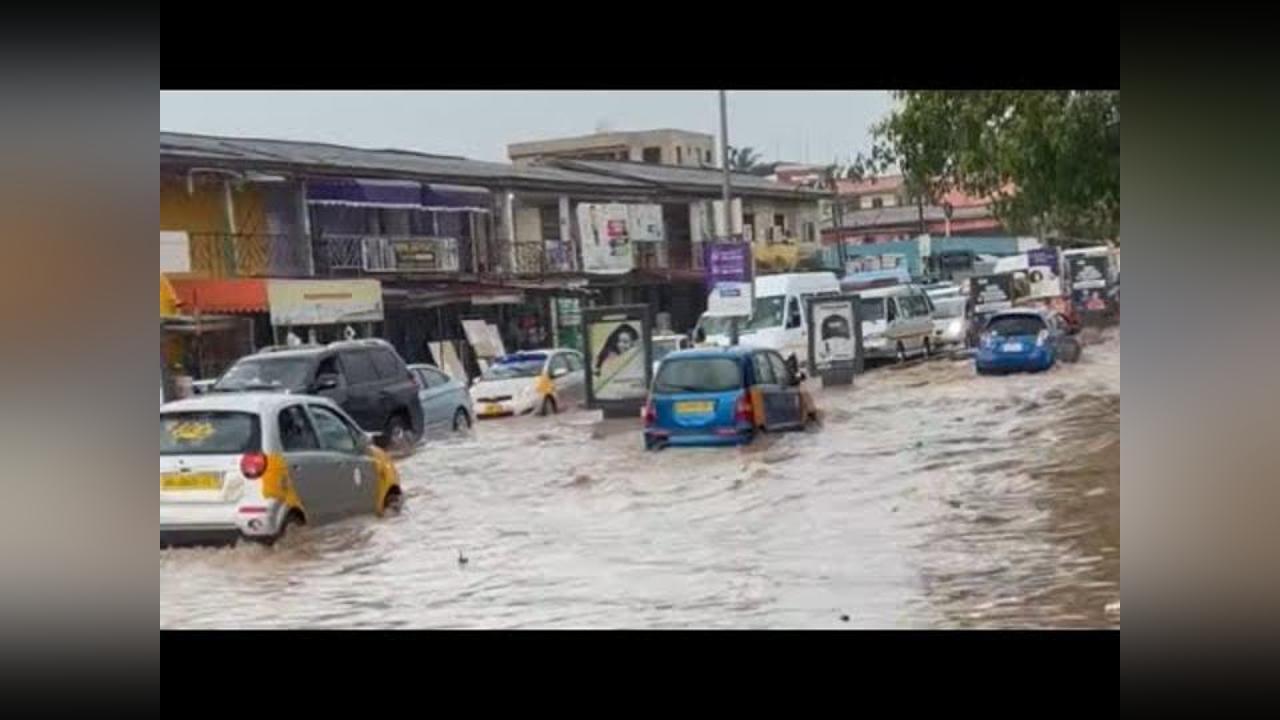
[986,315,1047,337]
[654,358,743,394]
[214,357,313,392]
[161,411,261,455]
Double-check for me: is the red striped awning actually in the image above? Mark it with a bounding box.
[169,278,268,315]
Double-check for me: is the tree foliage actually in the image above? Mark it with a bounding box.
[850,91,1120,241]
[727,145,763,172]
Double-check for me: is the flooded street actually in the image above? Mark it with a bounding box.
[161,331,1119,629]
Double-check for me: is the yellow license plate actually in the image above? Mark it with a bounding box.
[161,472,223,491]
[675,400,714,414]
[482,403,504,415]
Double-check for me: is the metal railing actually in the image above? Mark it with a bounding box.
[187,233,312,278]
[322,234,463,274]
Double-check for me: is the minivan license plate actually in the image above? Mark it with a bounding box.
[675,400,713,414]
[1001,342,1024,352]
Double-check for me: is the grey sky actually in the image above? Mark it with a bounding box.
[160,91,895,166]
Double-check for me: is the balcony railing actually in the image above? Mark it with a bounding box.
[187,233,311,278]
[323,234,463,274]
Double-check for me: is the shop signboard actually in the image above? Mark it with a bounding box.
[703,242,753,317]
[364,237,460,272]
[267,279,383,327]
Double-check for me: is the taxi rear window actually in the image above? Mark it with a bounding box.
[654,357,743,394]
[161,411,261,455]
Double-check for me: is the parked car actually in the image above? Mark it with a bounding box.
[858,284,936,362]
[651,333,692,376]
[470,348,586,418]
[975,309,1082,375]
[210,339,424,450]
[160,392,402,548]
[642,346,818,450]
[407,363,473,436]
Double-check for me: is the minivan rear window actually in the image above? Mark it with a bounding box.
[654,358,743,394]
[161,411,261,456]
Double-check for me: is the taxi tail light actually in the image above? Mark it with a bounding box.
[240,452,268,479]
[734,393,754,424]
[642,399,656,427]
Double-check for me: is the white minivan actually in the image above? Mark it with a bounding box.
[695,272,841,368]
[858,283,936,362]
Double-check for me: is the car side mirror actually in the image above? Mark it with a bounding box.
[785,355,800,378]
[313,373,339,391]
[694,327,706,343]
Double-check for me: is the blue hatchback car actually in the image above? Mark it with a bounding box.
[975,309,1081,375]
[642,346,816,450]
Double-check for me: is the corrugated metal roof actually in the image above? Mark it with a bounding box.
[160,132,650,191]
[550,159,828,199]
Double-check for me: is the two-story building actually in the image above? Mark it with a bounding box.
[508,128,716,168]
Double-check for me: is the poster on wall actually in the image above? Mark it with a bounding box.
[626,204,665,242]
[578,203,634,274]
[582,305,652,416]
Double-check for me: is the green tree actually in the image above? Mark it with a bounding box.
[850,90,1120,241]
[727,145,763,173]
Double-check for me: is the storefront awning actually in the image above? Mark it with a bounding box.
[307,179,490,212]
[169,278,269,315]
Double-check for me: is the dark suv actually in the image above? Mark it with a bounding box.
[212,339,424,448]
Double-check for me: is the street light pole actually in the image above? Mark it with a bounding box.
[719,90,739,346]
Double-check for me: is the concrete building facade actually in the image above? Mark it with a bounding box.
[509,129,716,168]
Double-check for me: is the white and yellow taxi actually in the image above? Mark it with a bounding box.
[469,349,585,418]
[160,393,402,548]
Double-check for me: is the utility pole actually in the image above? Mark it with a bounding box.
[719,90,740,346]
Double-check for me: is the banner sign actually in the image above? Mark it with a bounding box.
[578,203,635,274]
[267,279,383,327]
[582,304,653,418]
[703,242,753,317]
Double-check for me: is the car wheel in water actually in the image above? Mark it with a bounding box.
[380,486,403,516]
[896,342,907,364]
[452,407,471,432]
[539,396,558,416]
[249,510,302,548]
[923,337,933,358]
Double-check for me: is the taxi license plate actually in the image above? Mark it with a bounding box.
[1001,342,1024,352]
[161,472,223,491]
[482,403,504,415]
[675,400,714,414]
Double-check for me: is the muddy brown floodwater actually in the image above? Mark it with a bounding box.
[161,330,1120,629]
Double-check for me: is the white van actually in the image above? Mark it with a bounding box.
[857,283,936,361]
[695,272,841,367]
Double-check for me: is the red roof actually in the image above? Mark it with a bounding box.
[836,175,905,196]
[169,278,268,315]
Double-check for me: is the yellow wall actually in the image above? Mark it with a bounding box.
[160,174,268,235]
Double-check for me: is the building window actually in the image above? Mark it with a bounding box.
[642,147,662,164]
[804,222,816,243]
[676,147,683,164]
[705,149,713,164]
[539,206,560,241]
[872,197,884,209]
[773,213,785,229]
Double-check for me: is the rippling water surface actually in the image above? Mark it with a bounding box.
[161,331,1120,628]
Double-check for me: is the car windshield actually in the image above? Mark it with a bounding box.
[213,357,313,391]
[481,353,546,381]
[699,315,735,337]
[986,316,1046,337]
[161,411,261,455]
[932,298,965,319]
[654,357,743,394]
[743,296,786,332]
[859,297,886,322]
[653,339,683,362]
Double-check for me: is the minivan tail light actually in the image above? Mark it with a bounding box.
[240,452,268,479]
[734,393,754,424]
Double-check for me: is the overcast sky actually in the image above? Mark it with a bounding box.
[160,91,895,166]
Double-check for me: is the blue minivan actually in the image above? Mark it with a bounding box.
[642,346,816,450]
[975,309,1082,375]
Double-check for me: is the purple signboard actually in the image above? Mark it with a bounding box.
[704,242,751,289]
[1027,247,1059,274]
